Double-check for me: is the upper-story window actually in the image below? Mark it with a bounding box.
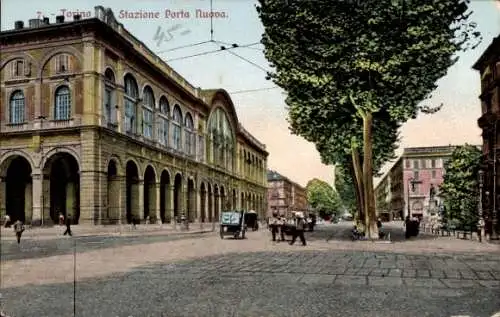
[405,159,410,168]
[158,96,170,146]
[413,160,419,169]
[55,54,69,73]
[172,105,183,150]
[54,86,71,120]
[9,90,25,124]
[103,68,116,126]
[208,107,234,171]
[124,74,138,134]
[142,86,155,139]
[10,60,25,78]
[184,113,195,156]
[431,159,436,168]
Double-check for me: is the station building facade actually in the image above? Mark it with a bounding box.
[0,7,268,225]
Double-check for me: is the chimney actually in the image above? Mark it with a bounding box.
[43,17,50,25]
[14,21,24,29]
[56,15,65,23]
[28,19,40,28]
[73,14,81,21]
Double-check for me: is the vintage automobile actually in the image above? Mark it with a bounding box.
[220,210,247,239]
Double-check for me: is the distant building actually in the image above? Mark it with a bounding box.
[375,145,469,220]
[475,35,500,234]
[267,170,308,218]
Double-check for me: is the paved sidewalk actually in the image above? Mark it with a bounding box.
[0,222,218,241]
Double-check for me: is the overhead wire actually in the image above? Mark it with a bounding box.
[228,87,280,95]
[165,42,261,62]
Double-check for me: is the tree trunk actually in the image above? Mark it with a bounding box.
[362,112,379,239]
[351,144,365,230]
[347,160,363,222]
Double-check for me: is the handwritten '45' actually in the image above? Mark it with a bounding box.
[153,25,191,47]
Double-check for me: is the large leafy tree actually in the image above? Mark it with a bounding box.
[334,164,356,215]
[257,0,480,238]
[439,144,482,229]
[306,178,341,218]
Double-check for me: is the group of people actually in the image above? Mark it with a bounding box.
[2,212,73,244]
[268,211,307,246]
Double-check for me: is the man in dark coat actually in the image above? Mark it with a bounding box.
[13,220,25,244]
[63,215,72,236]
[290,212,306,246]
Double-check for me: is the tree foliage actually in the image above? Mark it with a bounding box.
[306,178,341,218]
[439,144,482,229]
[256,0,480,238]
[334,165,357,214]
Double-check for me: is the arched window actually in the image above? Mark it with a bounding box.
[54,86,71,120]
[172,105,182,150]
[124,74,138,133]
[142,86,155,139]
[185,113,194,155]
[103,68,116,126]
[158,96,170,146]
[208,107,234,171]
[9,90,25,124]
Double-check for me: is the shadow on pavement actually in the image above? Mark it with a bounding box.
[305,224,440,243]
[0,230,214,261]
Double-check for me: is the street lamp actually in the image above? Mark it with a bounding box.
[478,169,485,242]
[407,177,422,218]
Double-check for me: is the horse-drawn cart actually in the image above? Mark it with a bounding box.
[220,210,247,239]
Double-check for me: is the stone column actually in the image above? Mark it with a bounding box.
[80,171,101,224]
[42,175,51,224]
[0,177,5,219]
[196,189,202,222]
[31,173,43,226]
[137,179,144,222]
[155,183,161,224]
[168,185,175,224]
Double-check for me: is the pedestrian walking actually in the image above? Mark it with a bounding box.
[13,220,25,244]
[59,212,65,226]
[277,214,286,242]
[63,215,72,236]
[289,212,306,246]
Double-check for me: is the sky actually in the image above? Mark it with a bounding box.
[1,0,500,187]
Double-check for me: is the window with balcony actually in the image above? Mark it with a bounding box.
[172,105,182,150]
[185,113,195,155]
[55,54,69,73]
[124,74,138,134]
[9,90,25,124]
[54,86,71,120]
[431,159,436,168]
[158,96,170,146]
[413,171,419,179]
[142,86,155,139]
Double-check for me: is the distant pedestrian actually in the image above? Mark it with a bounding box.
[290,212,306,246]
[3,215,11,228]
[13,220,25,244]
[63,215,72,236]
[59,213,65,226]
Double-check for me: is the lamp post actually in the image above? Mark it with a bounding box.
[407,177,422,218]
[478,169,485,242]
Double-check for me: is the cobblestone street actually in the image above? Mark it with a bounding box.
[1,223,500,317]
